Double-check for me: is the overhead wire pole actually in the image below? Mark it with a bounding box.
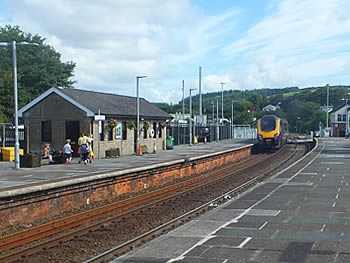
[216,96,220,142]
[326,84,329,132]
[231,100,235,139]
[182,80,185,120]
[189,88,196,146]
[0,40,38,169]
[220,82,225,121]
[199,66,202,116]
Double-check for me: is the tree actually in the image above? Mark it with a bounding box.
[0,25,76,122]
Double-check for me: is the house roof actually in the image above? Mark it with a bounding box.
[19,87,171,120]
[331,104,349,114]
[262,104,276,112]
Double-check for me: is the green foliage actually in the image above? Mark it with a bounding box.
[0,25,76,122]
[155,85,350,134]
[127,120,136,130]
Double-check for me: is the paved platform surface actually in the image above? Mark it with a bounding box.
[113,137,350,263]
[0,139,255,191]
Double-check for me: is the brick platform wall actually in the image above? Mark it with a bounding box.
[0,146,251,230]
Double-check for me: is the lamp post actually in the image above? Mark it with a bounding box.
[211,102,214,122]
[189,88,196,146]
[231,100,235,139]
[0,41,38,169]
[182,80,185,120]
[216,96,220,142]
[346,98,349,137]
[220,82,225,120]
[136,75,146,155]
[326,84,329,131]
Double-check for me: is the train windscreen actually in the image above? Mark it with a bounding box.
[261,116,276,131]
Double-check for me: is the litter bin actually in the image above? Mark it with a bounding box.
[166,136,174,150]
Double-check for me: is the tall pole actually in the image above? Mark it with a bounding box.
[231,101,235,139]
[12,41,20,169]
[0,41,38,169]
[199,66,202,116]
[326,84,329,131]
[220,82,225,120]
[189,88,196,145]
[182,80,185,120]
[346,98,348,137]
[136,76,146,155]
[216,96,219,142]
[211,102,214,122]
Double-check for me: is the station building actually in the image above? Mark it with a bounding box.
[18,87,171,158]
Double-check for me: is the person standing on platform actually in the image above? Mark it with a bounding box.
[63,139,73,165]
[80,142,90,165]
[77,133,88,163]
[88,133,94,163]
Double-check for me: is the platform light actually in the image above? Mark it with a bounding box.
[0,41,39,169]
[136,76,147,155]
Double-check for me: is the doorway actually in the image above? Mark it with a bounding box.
[65,121,80,156]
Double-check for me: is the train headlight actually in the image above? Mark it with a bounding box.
[258,134,263,141]
[274,133,280,140]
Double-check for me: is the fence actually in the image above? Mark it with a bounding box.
[0,125,25,148]
[167,124,257,146]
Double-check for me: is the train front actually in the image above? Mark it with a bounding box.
[257,115,281,148]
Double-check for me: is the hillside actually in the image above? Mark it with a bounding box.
[154,85,350,134]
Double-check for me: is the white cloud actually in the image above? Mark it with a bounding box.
[1,0,350,103]
[220,0,350,91]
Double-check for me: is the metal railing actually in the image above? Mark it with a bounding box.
[167,124,257,146]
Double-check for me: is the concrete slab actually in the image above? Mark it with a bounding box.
[113,138,350,263]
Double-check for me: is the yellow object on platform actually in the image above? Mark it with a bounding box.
[1,147,24,161]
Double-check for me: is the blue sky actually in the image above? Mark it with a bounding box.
[1,0,350,103]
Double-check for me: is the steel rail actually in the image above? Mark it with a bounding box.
[85,144,302,262]
[0,144,301,262]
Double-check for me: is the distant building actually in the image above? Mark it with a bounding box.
[330,104,349,137]
[19,87,171,157]
[262,104,277,112]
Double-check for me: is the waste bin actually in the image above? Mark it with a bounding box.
[166,136,174,150]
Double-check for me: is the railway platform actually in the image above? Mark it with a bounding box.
[0,139,255,193]
[113,137,350,263]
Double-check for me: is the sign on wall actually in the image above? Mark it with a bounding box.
[115,123,122,139]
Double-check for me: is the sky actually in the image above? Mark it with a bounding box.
[1,0,350,104]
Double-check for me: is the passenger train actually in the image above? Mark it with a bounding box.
[257,115,288,150]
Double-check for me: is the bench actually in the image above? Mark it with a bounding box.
[30,149,65,165]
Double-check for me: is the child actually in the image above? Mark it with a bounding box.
[63,139,73,165]
[43,144,55,164]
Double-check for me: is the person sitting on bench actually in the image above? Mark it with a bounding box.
[43,144,55,164]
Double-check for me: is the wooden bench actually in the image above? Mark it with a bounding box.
[31,149,65,165]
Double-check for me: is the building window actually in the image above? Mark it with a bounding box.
[158,123,162,138]
[41,121,52,142]
[152,122,156,138]
[337,114,346,122]
[122,121,127,140]
[108,127,113,141]
[99,122,105,141]
[143,122,149,139]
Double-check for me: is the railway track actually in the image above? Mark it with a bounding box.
[0,143,307,263]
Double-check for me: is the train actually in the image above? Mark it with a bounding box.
[257,115,288,150]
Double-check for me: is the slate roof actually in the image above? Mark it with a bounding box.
[19,87,172,121]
